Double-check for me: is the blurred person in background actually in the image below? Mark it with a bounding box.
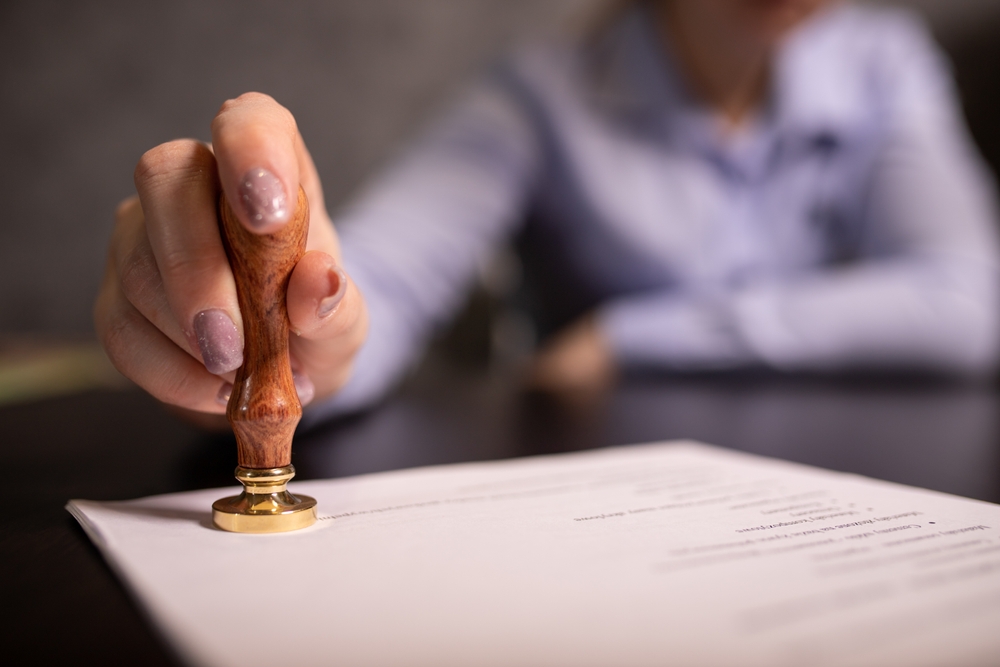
[95,0,1000,423]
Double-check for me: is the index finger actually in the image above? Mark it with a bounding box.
[211,92,301,235]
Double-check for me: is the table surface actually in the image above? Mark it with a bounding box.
[4,368,999,665]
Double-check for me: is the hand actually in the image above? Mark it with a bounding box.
[94,93,368,416]
[525,315,615,396]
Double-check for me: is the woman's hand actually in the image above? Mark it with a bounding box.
[95,92,368,416]
[526,315,615,396]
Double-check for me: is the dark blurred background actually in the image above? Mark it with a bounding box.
[0,0,593,335]
[0,0,998,388]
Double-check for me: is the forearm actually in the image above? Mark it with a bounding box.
[599,258,1000,375]
[302,72,541,422]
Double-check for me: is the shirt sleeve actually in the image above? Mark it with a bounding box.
[303,68,541,423]
[599,15,1000,375]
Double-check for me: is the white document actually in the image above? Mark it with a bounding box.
[69,441,1000,667]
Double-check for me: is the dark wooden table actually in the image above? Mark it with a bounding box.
[4,368,999,665]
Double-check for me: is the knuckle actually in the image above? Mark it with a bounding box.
[118,242,162,307]
[224,91,275,110]
[109,207,143,266]
[134,139,214,192]
[97,299,138,373]
[154,246,217,286]
[214,92,298,134]
[156,363,200,406]
[97,301,196,408]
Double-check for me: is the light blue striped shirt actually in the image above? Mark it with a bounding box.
[318,3,1000,417]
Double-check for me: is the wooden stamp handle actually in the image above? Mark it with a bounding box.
[218,186,308,469]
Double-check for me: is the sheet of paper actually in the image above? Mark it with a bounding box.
[69,441,1000,667]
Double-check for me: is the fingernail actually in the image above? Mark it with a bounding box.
[318,266,348,318]
[239,167,289,229]
[293,370,315,406]
[193,309,243,374]
[216,382,233,406]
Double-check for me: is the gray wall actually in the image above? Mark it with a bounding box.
[0,0,594,335]
[1,0,997,336]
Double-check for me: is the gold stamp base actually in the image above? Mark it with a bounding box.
[212,465,317,534]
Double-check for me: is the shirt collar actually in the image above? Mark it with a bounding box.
[585,3,689,137]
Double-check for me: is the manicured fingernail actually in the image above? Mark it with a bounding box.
[193,309,243,375]
[216,382,233,406]
[239,167,289,229]
[293,370,315,406]
[318,266,348,318]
